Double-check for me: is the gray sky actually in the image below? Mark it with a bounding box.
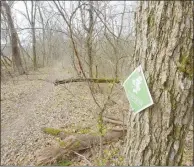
[2,1,137,45]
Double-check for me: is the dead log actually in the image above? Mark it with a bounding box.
[36,129,126,165]
[54,78,120,85]
[36,145,67,165]
[59,129,126,150]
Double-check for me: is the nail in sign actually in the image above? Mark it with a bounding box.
[123,65,154,113]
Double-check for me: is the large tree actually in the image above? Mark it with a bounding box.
[2,1,25,75]
[124,1,193,166]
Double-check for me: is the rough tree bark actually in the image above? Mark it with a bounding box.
[2,1,25,75]
[124,1,193,166]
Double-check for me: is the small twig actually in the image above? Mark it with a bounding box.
[25,78,53,84]
[61,84,77,99]
[105,115,123,122]
[110,127,127,131]
[73,151,92,166]
[103,117,126,126]
[37,78,53,83]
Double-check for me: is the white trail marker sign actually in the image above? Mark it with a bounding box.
[123,65,154,113]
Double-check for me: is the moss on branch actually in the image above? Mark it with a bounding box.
[54,78,120,85]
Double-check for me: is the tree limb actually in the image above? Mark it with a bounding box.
[54,78,120,85]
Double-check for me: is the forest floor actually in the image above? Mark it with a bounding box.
[1,63,193,166]
[1,62,129,166]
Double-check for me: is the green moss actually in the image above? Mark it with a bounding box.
[73,141,81,148]
[97,115,107,136]
[177,53,193,79]
[59,140,66,147]
[42,127,62,136]
[147,10,155,27]
[174,125,182,140]
[55,160,72,166]
[92,78,120,83]
[42,126,93,137]
[96,148,124,166]
[77,127,91,134]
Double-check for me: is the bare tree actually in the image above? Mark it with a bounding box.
[24,1,37,70]
[53,1,86,78]
[82,1,95,78]
[1,1,25,74]
[37,2,46,67]
[103,1,127,79]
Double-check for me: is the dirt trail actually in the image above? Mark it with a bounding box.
[1,62,121,165]
[1,63,75,165]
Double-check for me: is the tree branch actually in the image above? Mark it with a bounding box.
[54,78,120,85]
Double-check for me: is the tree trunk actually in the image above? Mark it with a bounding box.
[2,1,25,75]
[87,1,94,78]
[38,4,46,67]
[32,21,37,70]
[29,0,37,70]
[124,1,193,166]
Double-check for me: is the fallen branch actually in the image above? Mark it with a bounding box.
[73,151,92,166]
[54,78,120,85]
[103,117,126,126]
[36,129,126,165]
